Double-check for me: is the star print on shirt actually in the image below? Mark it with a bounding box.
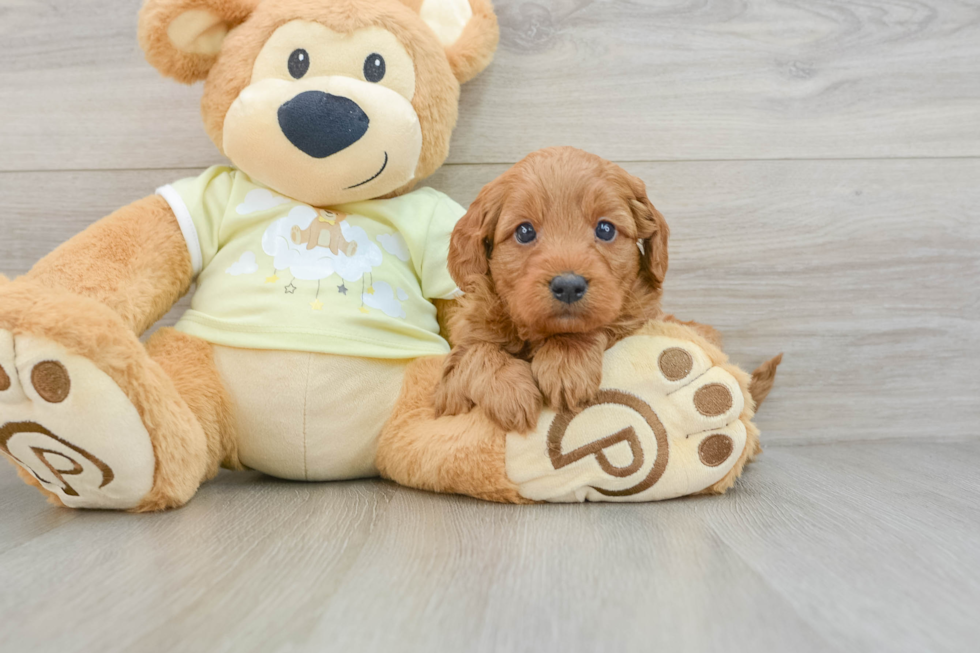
[285,282,297,294]
[338,283,348,295]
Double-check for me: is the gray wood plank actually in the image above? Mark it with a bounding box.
[1,0,979,171]
[2,160,977,444]
[1,441,978,653]
[704,441,980,653]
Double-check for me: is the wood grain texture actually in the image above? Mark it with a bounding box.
[3,160,977,443]
[1,440,978,653]
[1,1,977,651]
[1,0,979,171]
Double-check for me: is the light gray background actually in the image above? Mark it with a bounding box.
[1,1,978,651]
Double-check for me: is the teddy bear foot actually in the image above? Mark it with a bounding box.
[0,329,156,509]
[505,321,757,502]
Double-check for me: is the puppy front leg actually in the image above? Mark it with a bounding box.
[434,343,542,433]
[532,333,607,412]
[433,346,476,417]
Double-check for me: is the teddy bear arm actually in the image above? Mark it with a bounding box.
[23,195,194,335]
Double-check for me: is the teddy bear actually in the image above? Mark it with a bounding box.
[0,0,766,511]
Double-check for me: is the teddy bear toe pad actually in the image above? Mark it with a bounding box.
[506,333,747,502]
[0,330,155,509]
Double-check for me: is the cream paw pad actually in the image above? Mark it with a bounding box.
[0,330,155,509]
[506,322,756,502]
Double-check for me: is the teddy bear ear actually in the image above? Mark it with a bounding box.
[415,0,499,84]
[138,0,259,84]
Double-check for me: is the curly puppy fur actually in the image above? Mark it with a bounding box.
[435,147,673,431]
[436,147,781,434]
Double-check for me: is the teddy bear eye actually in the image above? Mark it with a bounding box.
[364,53,386,83]
[288,49,310,79]
[595,220,616,242]
[515,222,537,244]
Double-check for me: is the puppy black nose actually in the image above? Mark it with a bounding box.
[278,91,370,159]
[550,274,588,304]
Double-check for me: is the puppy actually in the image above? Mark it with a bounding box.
[434,147,673,432]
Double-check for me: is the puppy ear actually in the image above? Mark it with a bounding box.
[627,174,670,289]
[411,0,500,83]
[139,0,258,84]
[448,182,503,292]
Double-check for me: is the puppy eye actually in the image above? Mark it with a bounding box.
[595,220,616,242]
[364,53,386,83]
[515,222,537,244]
[288,49,310,79]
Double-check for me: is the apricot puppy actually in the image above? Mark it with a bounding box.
[435,147,670,432]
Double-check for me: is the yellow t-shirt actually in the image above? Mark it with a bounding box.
[157,166,463,359]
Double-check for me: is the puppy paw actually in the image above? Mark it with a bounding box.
[533,368,601,413]
[531,339,604,412]
[479,361,542,433]
[433,378,474,417]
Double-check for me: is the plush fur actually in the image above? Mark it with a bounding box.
[25,195,193,335]
[0,279,211,512]
[141,0,496,198]
[625,320,762,496]
[748,353,783,410]
[145,328,244,476]
[442,0,499,83]
[1,0,501,511]
[377,356,530,504]
[139,0,260,84]
[2,2,776,510]
[380,316,767,503]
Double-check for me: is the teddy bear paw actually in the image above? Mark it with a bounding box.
[0,330,155,509]
[505,326,752,502]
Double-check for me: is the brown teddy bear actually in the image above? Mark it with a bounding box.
[0,0,764,511]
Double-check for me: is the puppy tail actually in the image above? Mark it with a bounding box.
[749,353,783,411]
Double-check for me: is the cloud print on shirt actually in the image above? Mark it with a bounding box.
[262,206,383,281]
[236,188,290,215]
[363,281,407,319]
[377,233,411,262]
[226,251,259,276]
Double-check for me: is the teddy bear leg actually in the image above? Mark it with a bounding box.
[507,321,760,502]
[0,285,228,512]
[144,328,243,479]
[381,321,763,504]
[376,357,532,504]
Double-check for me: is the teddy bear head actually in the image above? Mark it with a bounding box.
[139,0,498,207]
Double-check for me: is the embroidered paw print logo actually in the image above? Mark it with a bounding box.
[0,332,156,509]
[508,333,748,502]
[547,390,669,497]
[0,421,115,497]
[0,361,115,498]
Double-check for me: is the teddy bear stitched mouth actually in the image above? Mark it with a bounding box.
[345,152,389,190]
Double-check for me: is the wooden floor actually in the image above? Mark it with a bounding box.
[1,0,978,651]
[2,441,979,653]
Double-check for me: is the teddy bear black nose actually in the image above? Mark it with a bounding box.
[278,91,370,159]
[550,274,588,304]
